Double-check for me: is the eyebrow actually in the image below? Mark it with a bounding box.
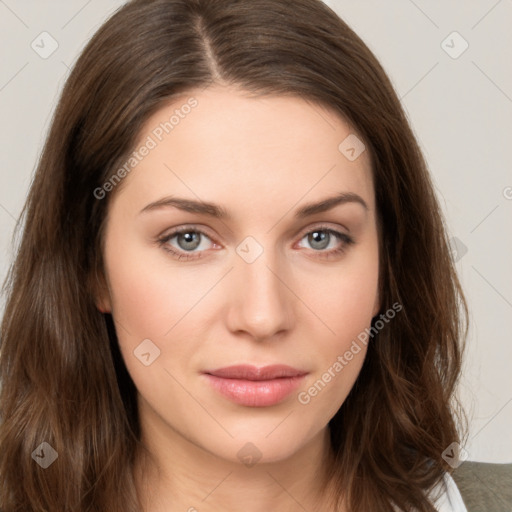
[139,192,368,219]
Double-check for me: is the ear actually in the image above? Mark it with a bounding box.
[89,268,112,314]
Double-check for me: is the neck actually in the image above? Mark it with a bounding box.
[133,411,339,512]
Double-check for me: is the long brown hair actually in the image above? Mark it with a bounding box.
[0,0,469,510]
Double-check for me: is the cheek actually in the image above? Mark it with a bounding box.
[336,264,378,330]
[303,247,379,344]
[297,342,367,426]
[104,240,205,338]
[296,286,374,421]
[103,236,221,390]
[294,248,378,411]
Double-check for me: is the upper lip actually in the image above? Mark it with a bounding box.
[204,364,308,381]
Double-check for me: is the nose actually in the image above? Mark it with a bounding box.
[225,246,294,341]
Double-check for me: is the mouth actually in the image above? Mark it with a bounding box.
[202,364,308,407]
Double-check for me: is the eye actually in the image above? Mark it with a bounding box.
[296,225,354,259]
[157,225,355,261]
[157,227,216,261]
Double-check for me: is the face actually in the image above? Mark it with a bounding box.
[97,85,380,466]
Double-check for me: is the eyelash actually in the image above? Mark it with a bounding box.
[157,225,355,261]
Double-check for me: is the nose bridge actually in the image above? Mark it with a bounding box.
[229,235,292,338]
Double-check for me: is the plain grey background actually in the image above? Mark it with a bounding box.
[0,0,511,463]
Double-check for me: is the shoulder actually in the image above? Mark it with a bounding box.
[428,471,468,511]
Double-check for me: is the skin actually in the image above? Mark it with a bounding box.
[97,85,380,512]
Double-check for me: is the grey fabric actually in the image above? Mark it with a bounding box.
[451,462,512,512]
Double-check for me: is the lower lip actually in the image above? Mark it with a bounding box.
[203,374,306,407]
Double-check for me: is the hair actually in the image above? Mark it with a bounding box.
[0,0,469,510]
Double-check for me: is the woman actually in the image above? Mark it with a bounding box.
[0,0,469,510]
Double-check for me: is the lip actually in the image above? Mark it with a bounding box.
[203,365,308,407]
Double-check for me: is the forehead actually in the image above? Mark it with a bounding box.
[111,85,374,218]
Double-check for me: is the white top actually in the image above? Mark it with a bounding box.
[428,472,468,511]
[392,472,468,511]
